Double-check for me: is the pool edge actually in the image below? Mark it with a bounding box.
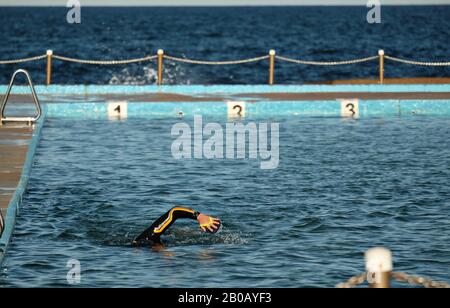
[0,109,46,265]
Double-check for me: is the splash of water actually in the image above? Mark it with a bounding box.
[104,225,250,248]
[163,226,250,246]
[108,62,189,85]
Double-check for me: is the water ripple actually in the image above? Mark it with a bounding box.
[1,116,449,287]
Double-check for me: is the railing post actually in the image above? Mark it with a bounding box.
[46,50,53,86]
[365,247,392,288]
[378,49,385,84]
[157,49,164,86]
[269,49,276,85]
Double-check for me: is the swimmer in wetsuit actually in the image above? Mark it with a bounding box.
[133,207,221,246]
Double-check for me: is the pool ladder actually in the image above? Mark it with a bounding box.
[1,69,42,125]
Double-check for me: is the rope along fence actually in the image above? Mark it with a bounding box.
[0,54,47,65]
[384,55,450,67]
[0,49,449,85]
[52,55,158,65]
[165,55,269,65]
[275,55,379,66]
[336,247,450,289]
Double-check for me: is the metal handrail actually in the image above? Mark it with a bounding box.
[0,69,42,125]
[0,210,4,238]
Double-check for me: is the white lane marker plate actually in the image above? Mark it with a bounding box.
[227,101,246,118]
[340,99,359,118]
[107,101,128,119]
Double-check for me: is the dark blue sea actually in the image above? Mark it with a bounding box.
[0,6,449,85]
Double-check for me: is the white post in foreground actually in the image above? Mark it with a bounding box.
[365,247,393,288]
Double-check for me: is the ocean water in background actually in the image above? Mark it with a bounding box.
[1,116,450,287]
[0,6,449,85]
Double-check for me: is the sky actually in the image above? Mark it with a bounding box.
[1,0,449,5]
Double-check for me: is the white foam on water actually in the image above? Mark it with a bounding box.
[108,63,189,85]
[165,226,249,246]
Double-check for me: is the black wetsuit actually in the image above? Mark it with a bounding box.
[133,207,199,245]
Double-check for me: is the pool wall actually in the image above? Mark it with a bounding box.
[1,84,449,117]
[43,99,450,118]
[0,110,46,265]
[1,84,449,95]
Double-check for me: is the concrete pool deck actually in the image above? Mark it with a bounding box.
[0,121,42,264]
[0,126,33,222]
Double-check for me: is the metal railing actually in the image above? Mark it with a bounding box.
[0,49,449,85]
[0,209,4,238]
[0,69,42,125]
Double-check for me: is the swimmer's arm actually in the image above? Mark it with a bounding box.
[152,207,200,235]
[153,207,221,234]
[134,207,221,243]
[134,207,200,243]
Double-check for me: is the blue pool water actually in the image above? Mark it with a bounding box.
[0,6,449,85]
[1,114,450,287]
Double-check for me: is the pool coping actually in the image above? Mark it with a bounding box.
[0,109,46,265]
[0,84,449,96]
